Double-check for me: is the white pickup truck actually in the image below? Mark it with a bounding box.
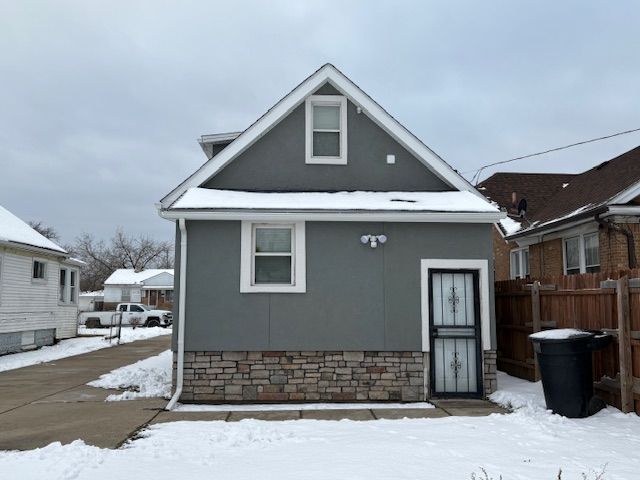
[78,303,173,329]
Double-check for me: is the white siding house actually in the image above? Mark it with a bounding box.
[103,269,174,308]
[0,205,83,354]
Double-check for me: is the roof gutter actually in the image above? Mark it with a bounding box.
[158,209,505,223]
[166,218,187,411]
[0,239,68,258]
[506,205,609,241]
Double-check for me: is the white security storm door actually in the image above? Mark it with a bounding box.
[429,269,483,397]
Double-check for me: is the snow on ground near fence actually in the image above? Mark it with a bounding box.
[0,327,171,373]
[88,350,172,401]
[2,371,640,479]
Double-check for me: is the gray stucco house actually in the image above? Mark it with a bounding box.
[158,64,504,406]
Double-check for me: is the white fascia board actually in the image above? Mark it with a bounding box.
[610,180,640,204]
[159,209,505,223]
[160,64,487,207]
[0,239,69,259]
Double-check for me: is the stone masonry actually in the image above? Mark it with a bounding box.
[174,349,499,402]
[483,350,497,396]
[176,351,425,403]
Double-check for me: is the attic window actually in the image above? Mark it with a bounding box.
[305,95,348,165]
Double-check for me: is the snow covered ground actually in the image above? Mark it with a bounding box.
[88,350,172,401]
[0,327,171,373]
[2,371,639,479]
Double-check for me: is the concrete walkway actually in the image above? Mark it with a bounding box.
[0,336,509,451]
[0,335,170,450]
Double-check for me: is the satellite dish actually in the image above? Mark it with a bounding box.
[517,198,527,217]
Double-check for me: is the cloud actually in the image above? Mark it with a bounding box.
[1,0,639,243]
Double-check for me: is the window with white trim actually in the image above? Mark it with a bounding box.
[59,266,78,304]
[32,260,46,280]
[240,221,306,293]
[121,288,131,302]
[510,247,529,279]
[305,95,348,165]
[564,232,599,275]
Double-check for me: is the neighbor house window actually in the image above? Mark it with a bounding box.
[32,260,46,280]
[240,221,306,293]
[564,233,600,275]
[510,247,529,279]
[121,288,131,302]
[59,267,78,303]
[305,95,348,165]
[59,268,67,302]
[69,270,77,303]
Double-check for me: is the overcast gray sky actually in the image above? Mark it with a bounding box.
[1,1,639,245]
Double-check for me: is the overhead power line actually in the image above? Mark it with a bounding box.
[470,126,640,185]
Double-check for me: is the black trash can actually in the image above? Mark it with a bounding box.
[529,329,612,418]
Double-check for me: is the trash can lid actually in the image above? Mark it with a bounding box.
[529,328,594,343]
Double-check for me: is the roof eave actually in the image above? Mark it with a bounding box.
[0,239,68,257]
[159,208,505,223]
[506,205,609,240]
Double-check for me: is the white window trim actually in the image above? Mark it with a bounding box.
[240,221,306,293]
[31,258,47,283]
[510,247,529,279]
[563,232,599,274]
[58,266,79,305]
[419,259,491,352]
[121,287,132,302]
[305,95,348,165]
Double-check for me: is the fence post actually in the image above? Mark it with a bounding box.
[617,275,633,413]
[531,280,542,381]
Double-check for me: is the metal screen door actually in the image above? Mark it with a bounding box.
[429,269,482,397]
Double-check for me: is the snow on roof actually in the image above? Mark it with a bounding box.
[104,269,174,285]
[80,290,104,297]
[0,205,67,253]
[499,216,522,235]
[170,188,500,213]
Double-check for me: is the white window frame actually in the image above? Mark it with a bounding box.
[58,266,79,305]
[240,221,306,293]
[305,95,348,165]
[563,232,600,274]
[510,247,529,279]
[32,258,47,282]
[121,287,131,302]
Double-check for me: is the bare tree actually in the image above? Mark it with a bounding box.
[28,221,59,242]
[69,228,174,291]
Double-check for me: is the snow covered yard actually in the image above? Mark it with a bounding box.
[88,349,172,401]
[0,327,171,373]
[2,372,639,479]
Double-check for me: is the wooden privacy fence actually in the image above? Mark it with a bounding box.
[495,269,640,414]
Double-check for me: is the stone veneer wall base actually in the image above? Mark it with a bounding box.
[173,349,498,403]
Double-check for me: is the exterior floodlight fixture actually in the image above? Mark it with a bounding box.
[360,234,387,248]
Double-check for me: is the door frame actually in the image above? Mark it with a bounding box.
[420,259,492,398]
[428,268,483,398]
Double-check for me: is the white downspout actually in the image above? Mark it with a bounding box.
[166,218,187,411]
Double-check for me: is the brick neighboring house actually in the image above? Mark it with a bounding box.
[478,172,576,280]
[482,145,640,279]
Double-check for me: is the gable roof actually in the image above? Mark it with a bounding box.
[104,269,174,286]
[507,145,640,238]
[160,64,485,208]
[0,205,67,254]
